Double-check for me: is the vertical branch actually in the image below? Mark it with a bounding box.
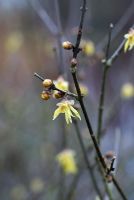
[67,0,128,199]
[73,120,103,200]
[97,24,113,145]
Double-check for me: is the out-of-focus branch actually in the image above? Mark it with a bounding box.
[73,120,103,200]
[97,0,134,50]
[30,0,59,35]
[97,24,113,145]
[54,0,66,75]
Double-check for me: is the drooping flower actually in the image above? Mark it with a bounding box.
[121,83,134,99]
[56,149,78,174]
[124,28,134,52]
[54,76,69,91]
[53,100,81,124]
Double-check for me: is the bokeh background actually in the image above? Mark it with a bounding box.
[0,0,134,199]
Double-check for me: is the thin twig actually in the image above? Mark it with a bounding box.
[68,1,127,199]
[34,72,78,99]
[73,120,103,200]
[97,24,113,145]
[97,159,114,200]
[65,171,82,200]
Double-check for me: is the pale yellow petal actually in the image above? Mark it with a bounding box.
[65,111,70,124]
[124,40,129,52]
[66,109,73,124]
[70,106,81,120]
[53,107,61,120]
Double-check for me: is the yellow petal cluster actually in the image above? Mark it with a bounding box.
[121,83,134,99]
[56,149,78,174]
[53,100,81,124]
[81,39,95,56]
[54,76,69,91]
[124,28,134,52]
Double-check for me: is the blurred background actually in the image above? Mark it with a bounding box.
[0,0,134,199]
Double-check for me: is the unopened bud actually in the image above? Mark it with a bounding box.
[106,174,113,183]
[41,91,51,100]
[105,151,115,160]
[53,91,65,99]
[43,79,53,89]
[62,41,73,50]
[71,58,77,67]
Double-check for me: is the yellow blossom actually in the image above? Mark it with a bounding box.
[53,100,81,124]
[5,31,23,53]
[74,83,89,96]
[54,76,69,91]
[81,39,95,56]
[124,28,134,52]
[56,149,78,174]
[30,177,45,193]
[121,83,134,99]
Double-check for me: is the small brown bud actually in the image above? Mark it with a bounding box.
[62,41,73,50]
[105,151,115,160]
[71,58,77,67]
[53,91,65,99]
[106,174,113,183]
[41,91,50,100]
[42,79,53,88]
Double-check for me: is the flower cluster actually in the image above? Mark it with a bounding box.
[40,76,81,124]
[124,28,134,52]
[56,149,78,174]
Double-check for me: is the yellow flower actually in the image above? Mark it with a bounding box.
[30,177,45,193]
[53,100,81,124]
[124,28,134,52]
[74,83,89,96]
[54,76,69,91]
[121,83,134,99]
[56,149,78,174]
[81,39,95,56]
[5,31,23,53]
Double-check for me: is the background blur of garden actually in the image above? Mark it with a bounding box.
[0,0,134,200]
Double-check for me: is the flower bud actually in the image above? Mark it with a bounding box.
[42,79,53,89]
[105,151,115,160]
[71,58,77,67]
[53,91,65,99]
[106,174,113,183]
[41,91,50,100]
[62,41,73,50]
